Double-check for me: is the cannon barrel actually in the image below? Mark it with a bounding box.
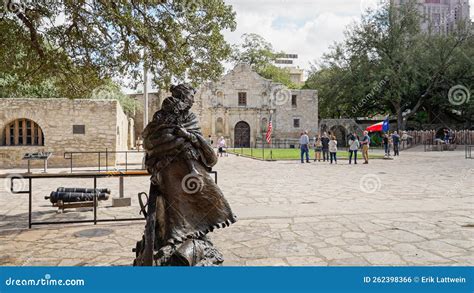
[56,187,111,194]
[45,192,109,203]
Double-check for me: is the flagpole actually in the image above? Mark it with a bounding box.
[270,138,273,161]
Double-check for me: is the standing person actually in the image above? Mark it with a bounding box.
[392,131,400,156]
[401,131,408,149]
[329,135,338,164]
[300,131,311,163]
[383,133,389,156]
[361,130,370,164]
[444,129,450,144]
[321,132,330,162]
[388,133,393,156]
[313,135,322,162]
[217,136,226,157]
[348,134,360,164]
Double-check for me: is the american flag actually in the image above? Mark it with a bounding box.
[266,115,273,144]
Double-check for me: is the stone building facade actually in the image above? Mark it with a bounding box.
[193,64,318,148]
[0,99,129,169]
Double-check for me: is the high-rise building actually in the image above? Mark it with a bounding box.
[393,0,471,34]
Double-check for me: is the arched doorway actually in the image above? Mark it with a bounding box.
[330,125,347,147]
[234,121,250,148]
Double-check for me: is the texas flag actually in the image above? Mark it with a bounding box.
[366,118,390,132]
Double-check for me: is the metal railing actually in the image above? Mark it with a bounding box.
[424,140,457,152]
[63,149,146,173]
[5,170,218,229]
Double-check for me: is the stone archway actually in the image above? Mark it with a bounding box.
[330,125,348,147]
[234,121,250,148]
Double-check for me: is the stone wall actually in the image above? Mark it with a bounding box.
[0,99,127,169]
[274,89,318,139]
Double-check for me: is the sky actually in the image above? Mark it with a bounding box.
[223,0,474,72]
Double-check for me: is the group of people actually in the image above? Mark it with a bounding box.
[300,130,396,165]
[300,131,370,164]
[382,131,401,157]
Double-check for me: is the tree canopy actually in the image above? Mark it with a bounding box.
[0,0,236,100]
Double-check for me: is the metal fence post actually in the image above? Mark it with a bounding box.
[93,177,97,225]
[125,152,128,172]
[28,178,32,229]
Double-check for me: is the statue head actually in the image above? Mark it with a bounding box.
[170,84,196,111]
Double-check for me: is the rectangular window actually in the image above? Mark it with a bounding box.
[293,119,300,128]
[73,125,86,134]
[291,95,297,107]
[238,92,247,106]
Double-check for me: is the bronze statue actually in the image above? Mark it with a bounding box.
[133,84,237,266]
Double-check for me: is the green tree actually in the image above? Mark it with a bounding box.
[231,33,275,72]
[231,33,298,88]
[0,0,236,99]
[259,65,298,89]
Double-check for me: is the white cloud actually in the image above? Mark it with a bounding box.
[223,0,362,71]
[224,0,474,72]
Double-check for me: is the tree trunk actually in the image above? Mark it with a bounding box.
[397,110,404,131]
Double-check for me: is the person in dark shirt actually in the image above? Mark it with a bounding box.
[392,131,400,156]
[383,134,389,156]
[321,132,330,162]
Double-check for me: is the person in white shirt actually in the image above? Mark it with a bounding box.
[217,136,226,157]
[328,135,338,164]
[348,134,360,164]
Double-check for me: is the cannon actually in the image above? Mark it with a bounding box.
[45,192,109,203]
[56,187,111,194]
[45,187,111,212]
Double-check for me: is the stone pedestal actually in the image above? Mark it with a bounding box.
[112,197,131,207]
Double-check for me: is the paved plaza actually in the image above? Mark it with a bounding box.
[0,147,472,266]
